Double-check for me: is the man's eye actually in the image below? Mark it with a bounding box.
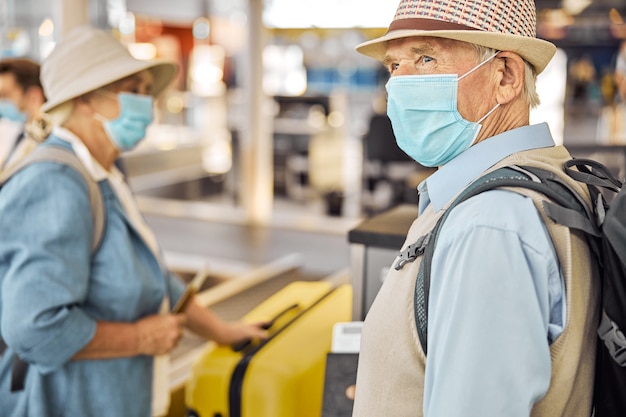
[389,63,399,73]
[422,56,434,64]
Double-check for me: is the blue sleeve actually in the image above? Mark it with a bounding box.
[423,190,562,417]
[0,163,97,373]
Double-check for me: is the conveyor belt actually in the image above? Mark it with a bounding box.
[144,211,354,280]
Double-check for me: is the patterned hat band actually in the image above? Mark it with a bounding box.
[388,18,481,33]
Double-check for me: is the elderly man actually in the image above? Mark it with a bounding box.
[352,1,599,416]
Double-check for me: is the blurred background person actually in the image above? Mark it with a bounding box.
[615,41,626,102]
[569,54,597,103]
[0,58,48,171]
[597,41,626,144]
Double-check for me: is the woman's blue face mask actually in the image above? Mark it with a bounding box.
[94,92,154,152]
[385,52,500,167]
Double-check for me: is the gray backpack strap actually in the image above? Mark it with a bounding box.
[412,165,590,355]
[0,145,105,253]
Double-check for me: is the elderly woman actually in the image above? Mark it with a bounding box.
[0,26,266,417]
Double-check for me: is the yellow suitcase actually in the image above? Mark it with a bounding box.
[185,281,352,417]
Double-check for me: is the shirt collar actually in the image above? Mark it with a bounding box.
[52,126,123,182]
[418,123,556,214]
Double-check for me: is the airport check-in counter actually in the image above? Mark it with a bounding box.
[348,204,418,321]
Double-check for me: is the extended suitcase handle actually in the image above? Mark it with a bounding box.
[232,303,301,352]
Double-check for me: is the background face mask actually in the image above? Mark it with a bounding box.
[95,92,154,151]
[0,99,27,124]
[385,54,499,167]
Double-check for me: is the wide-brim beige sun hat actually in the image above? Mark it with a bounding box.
[356,0,556,74]
[41,25,178,113]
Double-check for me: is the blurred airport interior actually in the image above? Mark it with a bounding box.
[2,1,626,416]
[3,0,625,223]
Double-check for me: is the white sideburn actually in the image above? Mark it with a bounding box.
[459,51,501,147]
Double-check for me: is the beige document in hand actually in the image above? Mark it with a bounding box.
[172,268,210,314]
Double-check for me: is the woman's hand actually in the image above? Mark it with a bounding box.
[183,296,268,345]
[73,314,186,360]
[213,321,269,346]
[135,313,187,355]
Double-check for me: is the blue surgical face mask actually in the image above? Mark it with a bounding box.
[0,99,27,124]
[385,53,500,167]
[95,92,154,152]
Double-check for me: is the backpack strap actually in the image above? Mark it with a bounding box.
[411,165,593,355]
[0,145,105,252]
[564,158,622,192]
[0,145,105,392]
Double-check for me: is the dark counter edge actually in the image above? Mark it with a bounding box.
[348,204,418,250]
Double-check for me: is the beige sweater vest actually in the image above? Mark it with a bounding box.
[352,146,600,417]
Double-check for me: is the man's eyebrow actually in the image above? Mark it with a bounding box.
[382,44,435,66]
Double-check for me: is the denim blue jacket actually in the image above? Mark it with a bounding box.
[0,135,185,417]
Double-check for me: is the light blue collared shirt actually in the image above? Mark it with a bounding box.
[420,123,566,417]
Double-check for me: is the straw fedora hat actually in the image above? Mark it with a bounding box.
[41,25,178,113]
[356,0,556,74]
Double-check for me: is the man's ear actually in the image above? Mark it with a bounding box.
[494,52,525,105]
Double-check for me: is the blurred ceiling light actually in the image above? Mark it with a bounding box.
[263,45,307,96]
[166,95,185,114]
[307,108,326,129]
[202,135,232,174]
[38,18,54,37]
[107,0,127,28]
[193,62,223,83]
[37,20,53,59]
[189,44,226,97]
[127,42,157,60]
[328,111,344,128]
[193,17,211,40]
[283,70,307,96]
[562,0,592,15]
[119,12,136,36]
